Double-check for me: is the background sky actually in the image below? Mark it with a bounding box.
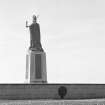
[0,0,105,83]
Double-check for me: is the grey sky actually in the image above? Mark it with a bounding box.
[0,0,105,83]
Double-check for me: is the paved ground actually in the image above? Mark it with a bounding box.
[0,99,105,105]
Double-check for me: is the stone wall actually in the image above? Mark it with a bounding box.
[0,84,105,99]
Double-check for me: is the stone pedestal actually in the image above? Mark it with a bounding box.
[26,50,47,83]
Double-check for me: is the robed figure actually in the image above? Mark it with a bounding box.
[26,15,43,51]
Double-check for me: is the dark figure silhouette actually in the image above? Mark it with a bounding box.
[58,86,67,99]
[26,15,43,51]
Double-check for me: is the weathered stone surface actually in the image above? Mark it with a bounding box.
[26,50,47,83]
[0,84,105,100]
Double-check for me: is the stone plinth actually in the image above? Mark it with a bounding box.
[26,50,47,83]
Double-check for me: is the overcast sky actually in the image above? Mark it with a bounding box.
[0,0,105,83]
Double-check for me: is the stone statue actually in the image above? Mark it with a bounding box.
[26,15,43,51]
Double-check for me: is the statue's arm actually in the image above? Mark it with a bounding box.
[26,21,30,28]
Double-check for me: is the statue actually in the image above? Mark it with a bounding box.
[26,15,43,51]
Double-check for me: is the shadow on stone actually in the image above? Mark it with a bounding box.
[58,86,67,99]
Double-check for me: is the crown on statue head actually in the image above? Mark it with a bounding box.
[32,15,39,23]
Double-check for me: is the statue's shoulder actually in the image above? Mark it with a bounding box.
[29,23,36,28]
[30,23,39,27]
[29,23,40,31]
[36,23,40,26]
[35,23,40,28]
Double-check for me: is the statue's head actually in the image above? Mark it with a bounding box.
[32,15,37,23]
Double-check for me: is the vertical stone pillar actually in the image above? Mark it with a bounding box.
[26,49,47,84]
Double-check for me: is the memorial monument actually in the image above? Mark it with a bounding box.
[0,15,105,104]
[26,15,47,83]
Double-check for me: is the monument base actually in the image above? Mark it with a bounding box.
[0,84,105,100]
[26,49,47,84]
